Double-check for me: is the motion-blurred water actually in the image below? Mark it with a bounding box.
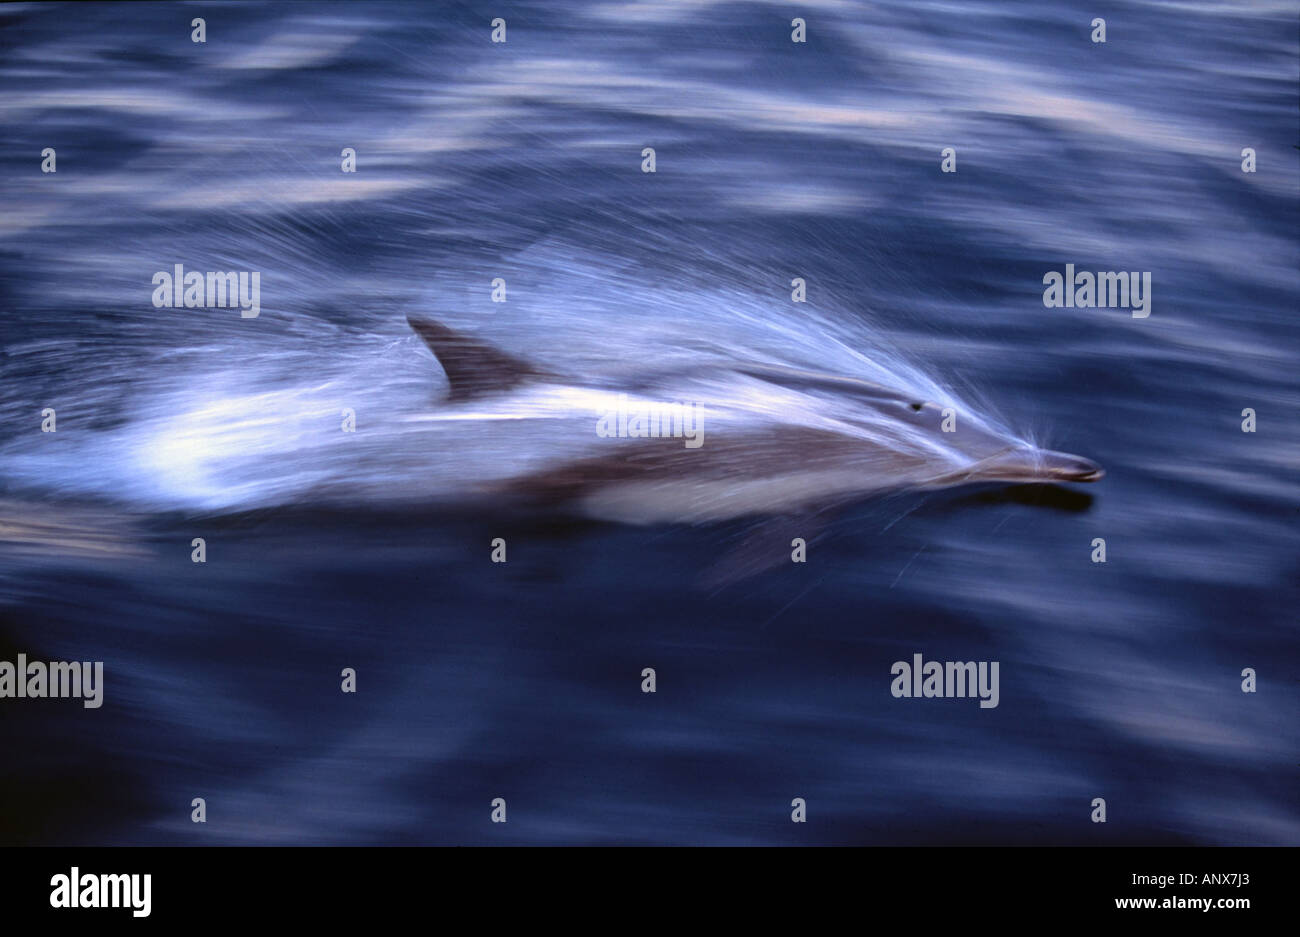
[0,0,1297,844]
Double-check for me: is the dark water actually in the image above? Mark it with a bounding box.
[1,1,1297,844]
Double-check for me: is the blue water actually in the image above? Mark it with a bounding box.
[0,0,1297,844]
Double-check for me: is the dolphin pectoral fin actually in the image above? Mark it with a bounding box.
[406,316,550,401]
[698,512,829,590]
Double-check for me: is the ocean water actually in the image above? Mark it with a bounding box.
[0,0,1297,845]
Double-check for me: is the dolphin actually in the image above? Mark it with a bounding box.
[405,316,1103,525]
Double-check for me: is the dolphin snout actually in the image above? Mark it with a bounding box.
[975,448,1104,484]
[1042,450,1105,482]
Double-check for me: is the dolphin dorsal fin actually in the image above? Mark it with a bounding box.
[407,316,547,401]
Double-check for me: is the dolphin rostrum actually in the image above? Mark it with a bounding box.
[406,316,1103,525]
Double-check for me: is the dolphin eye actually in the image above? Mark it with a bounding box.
[909,402,923,412]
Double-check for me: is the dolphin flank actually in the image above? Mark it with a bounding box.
[406,316,1103,525]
